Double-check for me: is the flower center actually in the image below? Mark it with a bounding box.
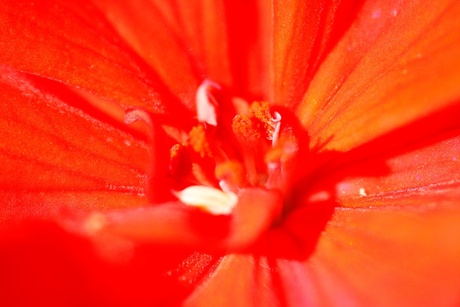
[90,81,305,252]
[168,81,299,215]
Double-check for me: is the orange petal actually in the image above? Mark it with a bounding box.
[308,204,460,305]
[266,120,460,305]
[297,0,460,152]
[307,128,460,209]
[0,68,149,221]
[287,128,460,304]
[271,0,364,107]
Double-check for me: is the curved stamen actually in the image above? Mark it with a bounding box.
[124,107,171,203]
[268,111,282,146]
[196,79,221,126]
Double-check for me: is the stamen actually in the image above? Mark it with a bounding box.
[250,101,272,128]
[188,125,212,158]
[232,101,280,144]
[267,112,282,146]
[174,185,238,215]
[232,114,261,144]
[196,80,221,126]
[124,107,171,203]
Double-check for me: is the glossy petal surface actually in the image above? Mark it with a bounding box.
[0,67,149,223]
[298,0,460,152]
[187,129,460,306]
[0,0,180,118]
[1,0,460,306]
[271,0,364,107]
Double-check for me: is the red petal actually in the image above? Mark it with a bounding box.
[308,128,460,209]
[291,129,460,304]
[0,68,203,304]
[182,131,460,306]
[297,0,460,152]
[0,68,149,221]
[309,205,460,305]
[0,221,218,305]
[91,0,232,97]
[0,0,183,115]
[159,0,233,89]
[91,0,203,110]
[184,254,280,307]
[271,0,364,107]
[272,202,460,306]
[93,0,272,100]
[223,0,272,99]
[96,188,282,252]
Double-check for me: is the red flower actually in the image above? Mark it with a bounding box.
[1,0,460,306]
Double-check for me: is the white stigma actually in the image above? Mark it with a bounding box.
[174,185,238,215]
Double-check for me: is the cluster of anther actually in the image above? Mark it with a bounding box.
[167,81,298,215]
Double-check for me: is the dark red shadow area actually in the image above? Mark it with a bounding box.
[255,100,460,262]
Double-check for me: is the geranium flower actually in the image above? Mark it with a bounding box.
[1,0,460,306]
